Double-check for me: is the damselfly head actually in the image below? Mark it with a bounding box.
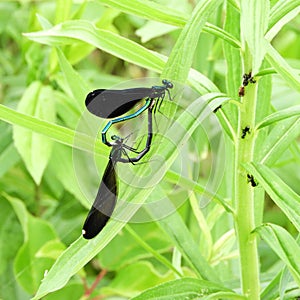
[111,135,123,144]
[162,79,173,89]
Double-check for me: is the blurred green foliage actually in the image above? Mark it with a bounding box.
[0,1,300,299]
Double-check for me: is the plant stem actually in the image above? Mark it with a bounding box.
[83,269,107,298]
[235,50,260,299]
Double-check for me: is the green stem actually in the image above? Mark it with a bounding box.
[234,51,260,299]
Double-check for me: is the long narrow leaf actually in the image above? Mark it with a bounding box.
[204,22,241,48]
[56,48,89,110]
[255,223,300,286]
[13,82,56,184]
[267,0,300,40]
[223,2,241,133]
[162,0,223,82]
[99,0,240,48]
[24,20,217,94]
[165,170,233,213]
[256,105,300,130]
[265,41,300,93]
[98,0,188,26]
[240,0,269,73]
[0,104,107,157]
[131,278,237,300]
[245,163,300,232]
[259,118,300,165]
[260,271,281,300]
[153,202,219,281]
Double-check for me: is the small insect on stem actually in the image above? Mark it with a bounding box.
[239,71,256,97]
[241,126,250,139]
[247,174,258,187]
[243,72,256,86]
[238,86,245,97]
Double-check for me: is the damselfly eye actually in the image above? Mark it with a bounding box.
[111,135,122,142]
[162,79,173,89]
[167,82,173,89]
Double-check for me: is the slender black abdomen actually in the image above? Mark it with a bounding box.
[82,159,117,239]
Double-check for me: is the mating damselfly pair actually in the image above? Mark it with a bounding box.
[82,80,174,239]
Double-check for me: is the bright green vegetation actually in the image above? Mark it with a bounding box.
[1,1,300,299]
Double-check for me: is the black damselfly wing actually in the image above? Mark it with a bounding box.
[82,159,117,239]
[85,88,152,118]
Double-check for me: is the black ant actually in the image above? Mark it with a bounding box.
[238,71,256,97]
[241,126,250,139]
[247,174,258,187]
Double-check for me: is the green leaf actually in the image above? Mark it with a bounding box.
[0,197,23,288]
[254,60,273,124]
[46,144,90,207]
[255,67,277,77]
[244,163,300,233]
[4,192,29,241]
[240,0,269,73]
[260,271,281,300]
[24,20,217,94]
[43,281,83,300]
[255,223,300,286]
[256,105,300,129]
[259,117,300,165]
[55,0,72,24]
[0,123,20,178]
[13,82,56,184]
[55,48,89,110]
[101,261,173,297]
[211,229,236,265]
[53,90,81,129]
[124,225,180,276]
[24,20,164,72]
[253,59,272,226]
[0,104,106,157]
[98,223,172,271]
[0,143,20,178]
[267,0,300,40]
[131,277,238,300]
[162,0,223,82]
[101,0,241,48]
[189,191,213,258]
[31,238,94,300]
[154,201,219,281]
[0,264,25,300]
[204,22,241,48]
[279,266,294,300]
[14,244,55,294]
[261,266,300,300]
[36,14,53,30]
[165,169,233,213]
[265,41,300,93]
[5,195,57,294]
[36,240,66,260]
[136,21,177,43]
[98,0,188,27]
[223,2,241,133]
